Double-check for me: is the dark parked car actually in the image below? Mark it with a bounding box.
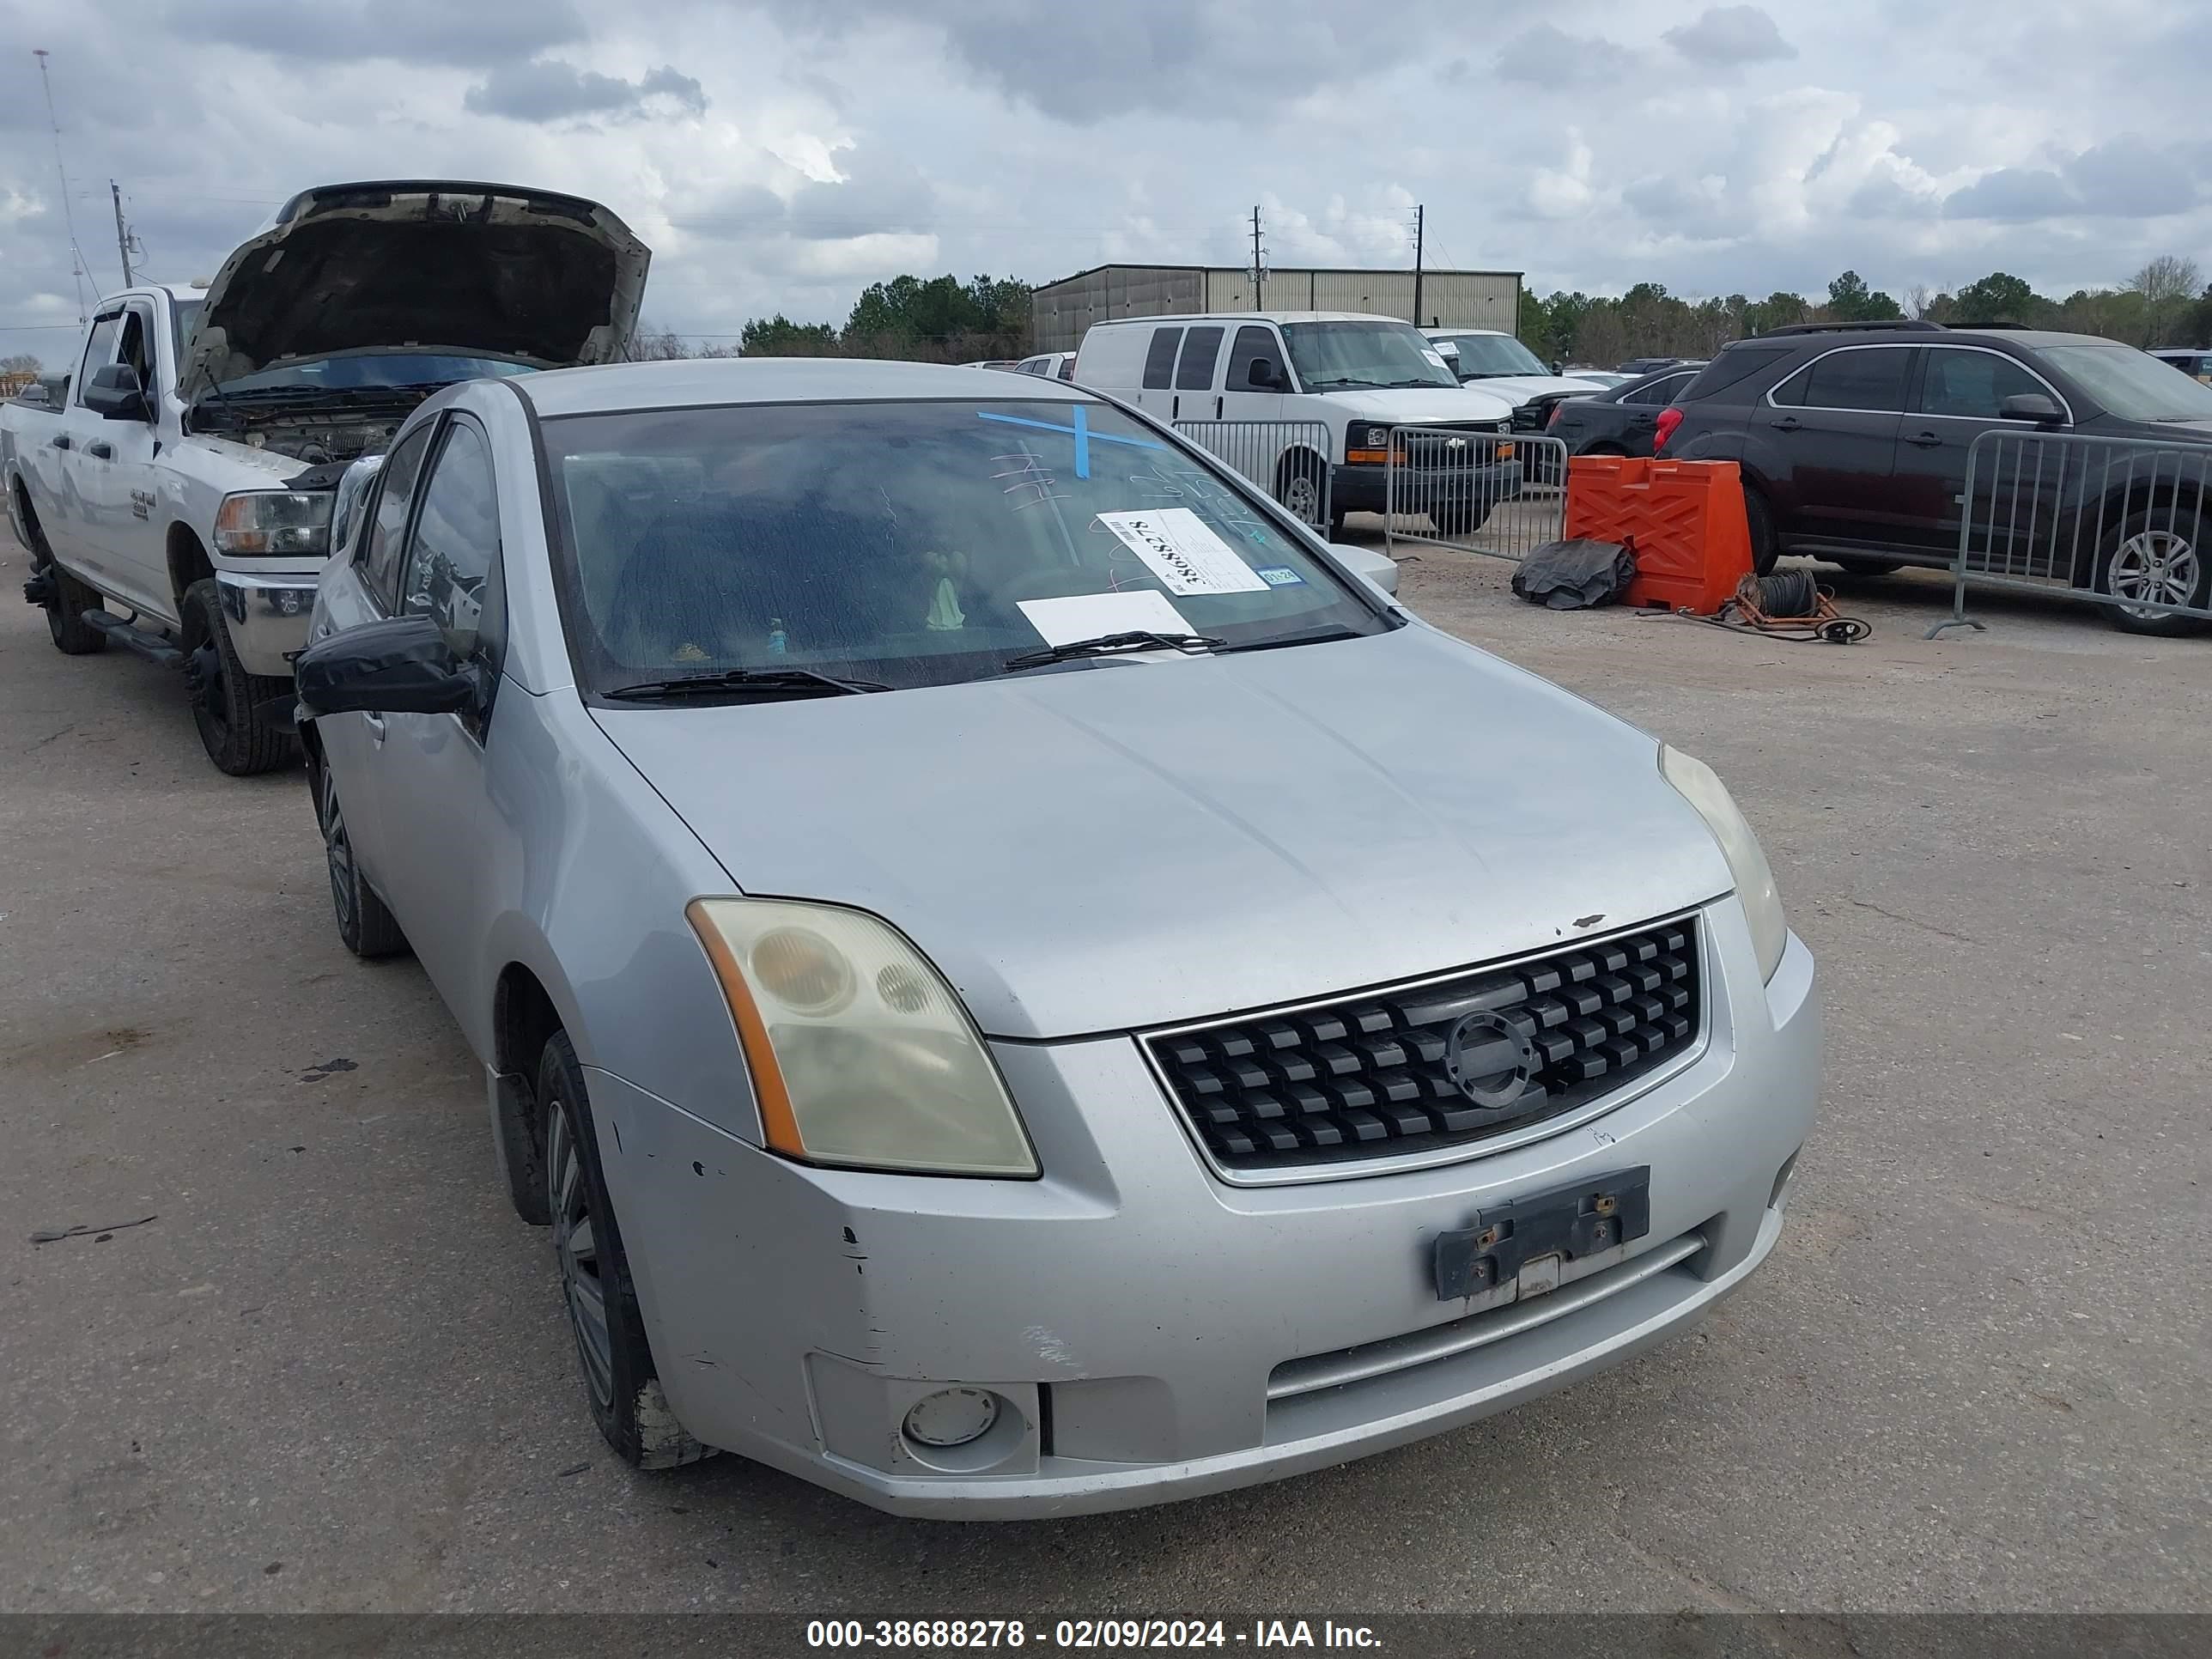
[2152,349,2212,386]
[1547,364,1704,459]
[1616,356,1704,378]
[1655,321,2212,633]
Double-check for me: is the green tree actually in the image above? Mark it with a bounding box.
[1826,270,1904,322]
[740,314,840,356]
[1743,290,1809,335]
[1950,272,2038,325]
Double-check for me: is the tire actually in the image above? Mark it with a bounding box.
[1742,485,1779,578]
[1327,506,1350,539]
[1273,449,1329,530]
[20,498,107,655]
[180,577,295,775]
[319,765,408,959]
[2096,510,2210,636]
[1833,557,1903,577]
[540,1032,714,1471]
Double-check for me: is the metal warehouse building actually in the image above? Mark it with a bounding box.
[1030,264,1522,354]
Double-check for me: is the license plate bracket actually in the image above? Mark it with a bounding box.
[1432,1166,1652,1302]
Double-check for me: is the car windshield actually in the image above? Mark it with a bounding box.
[2040,344,2212,422]
[1435,334,1548,379]
[1281,322,1458,392]
[216,353,534,395]
[543,398,1389,696]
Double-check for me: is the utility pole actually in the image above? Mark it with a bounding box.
[1411,204,1425,327]
[1250,204,1264,307]
[111,181,133,288]
[33,48,89,323]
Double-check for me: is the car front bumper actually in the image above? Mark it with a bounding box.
[587,902,1820,1518]
[1333,459,1525,516]
[216,569,319,678]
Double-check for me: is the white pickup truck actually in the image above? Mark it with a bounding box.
[3,179,647,774]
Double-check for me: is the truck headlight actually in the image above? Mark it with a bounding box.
[212,490,333,556]
[1660,745,1788,982]
[687,898,1039,1177]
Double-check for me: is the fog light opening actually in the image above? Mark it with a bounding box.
[903,1388,1000,1449]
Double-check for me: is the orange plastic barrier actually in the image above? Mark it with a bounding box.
[1562,456,1752,616]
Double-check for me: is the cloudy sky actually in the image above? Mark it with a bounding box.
[3,0,2208,367]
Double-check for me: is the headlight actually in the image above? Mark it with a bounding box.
[1659,745,1787,981]
[212,490,333,556]
[687,898,1038,1177]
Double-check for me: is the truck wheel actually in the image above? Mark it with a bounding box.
[2097,512,2209,636]
[181,578,295,775]
[539,1030,714,1471]
[319,767,408,959]
[1430,499,1482,538]
[22,503,108,655]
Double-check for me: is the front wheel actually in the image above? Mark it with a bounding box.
[1273,450,1329,529]
[181,577,295,775]
[540,1032,714,1471]
[2097,513,2209,635]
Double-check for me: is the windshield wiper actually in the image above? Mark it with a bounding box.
[1214,626,1366,654]
[1001,630,1227,672]
[601,667,890,702]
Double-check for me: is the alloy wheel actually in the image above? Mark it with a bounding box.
[2106,530,2201,620]
[323,782,357,938]
[547,1102,616,1412]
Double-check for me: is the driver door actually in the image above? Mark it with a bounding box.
[367,414,507,1010]
[78,303,170,616]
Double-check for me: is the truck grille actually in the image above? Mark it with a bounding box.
[1145,916,1701,1175]
[1397,422,1510,465]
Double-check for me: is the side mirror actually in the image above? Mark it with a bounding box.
[82,362,152,422]
[294,614,480,720]
[1329,541,1399,598]
[1246,356,1282,391]
[1999,392,2063,425]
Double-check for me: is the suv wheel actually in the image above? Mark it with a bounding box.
[2098,514,2209,635]
[1742,486,1779,578]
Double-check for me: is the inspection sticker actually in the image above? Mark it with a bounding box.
[1254,566,1305,586]
[1092,507,1270,596]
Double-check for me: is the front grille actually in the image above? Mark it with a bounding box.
[1397,422,1510,465]
[1146,916,1701,1175]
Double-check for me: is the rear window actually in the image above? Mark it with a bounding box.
[1773,347,1911,413]
[1678,344,1794,403]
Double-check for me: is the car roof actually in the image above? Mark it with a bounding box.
[1733,325,2116,352]
[1092,311,1411,328]
[1422,326,1507,337]
[514,356,1097,417]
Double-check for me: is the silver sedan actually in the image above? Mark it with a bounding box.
[294,359,1820,1517]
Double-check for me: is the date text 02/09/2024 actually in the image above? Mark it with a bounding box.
[805,1619,1383,1649]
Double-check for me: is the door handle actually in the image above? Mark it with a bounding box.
[50,434,71,451]
[1768,416,1801,433]
[364,713,387,746]
[1904,431,1942,448]
[1214,396,1223,419]
[86,441,113,460]
[1171,395,1181,420]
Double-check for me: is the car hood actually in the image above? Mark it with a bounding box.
[179,179,650,408]
[1322,386,1518,424]
[1461,374,1611,404]
[592,628,1733,1040]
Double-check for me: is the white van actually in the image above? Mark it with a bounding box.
[1073,312,1520,533]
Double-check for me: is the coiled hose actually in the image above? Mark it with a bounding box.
[1745,568,1822,617]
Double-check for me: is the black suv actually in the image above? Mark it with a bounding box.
[1657,321,2212,632]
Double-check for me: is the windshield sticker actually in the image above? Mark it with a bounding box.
[1254,566,1305,586]
[1092,507,1271,595]
[1421,349,1449,369]
[976,406,1166,479]
[1018,590,1194,647]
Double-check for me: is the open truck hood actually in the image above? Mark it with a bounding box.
[179,180,650,408]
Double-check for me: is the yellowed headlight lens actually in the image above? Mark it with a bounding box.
[750,926,854,1015]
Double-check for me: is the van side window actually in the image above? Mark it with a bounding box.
[1175,325,1225,391]
[1225,325,1279,391]
[1142,328,1183,390]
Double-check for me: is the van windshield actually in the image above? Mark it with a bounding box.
[1282,322,1458,392]
[543,398,1389,696]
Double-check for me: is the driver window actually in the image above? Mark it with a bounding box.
[116,310,153,391]
[75,314,121,405]
[400,420,503,671]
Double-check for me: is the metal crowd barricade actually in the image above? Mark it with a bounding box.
[1929,428,2212,637]
[1171,420,1334,532]
[1382,428,1569,562]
